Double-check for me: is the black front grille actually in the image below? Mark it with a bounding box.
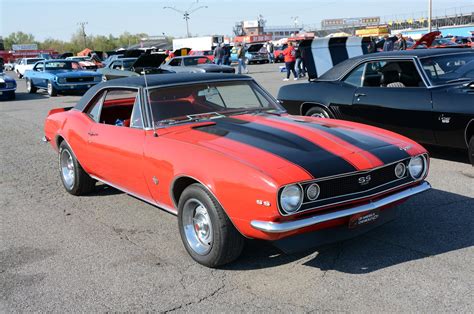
[0,83,5,88]
[279,157,416,215]
[66,77,94,83]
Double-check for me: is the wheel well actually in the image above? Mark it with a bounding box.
[56,136,64,150]
[465,120,474,147]
[171,176,200,208]
[300,102,332,117]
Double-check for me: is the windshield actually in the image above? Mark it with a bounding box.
[122,59,136,69]
[45,61,82,70]
[420,53,474,85]
[147,80,281,125]
[183,57,212,66]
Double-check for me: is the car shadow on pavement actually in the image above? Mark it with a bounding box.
[425,145,470,164]
[85,183,124,197]
[225,188,473,273]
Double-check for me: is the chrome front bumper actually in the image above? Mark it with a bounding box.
[250,181,431,233]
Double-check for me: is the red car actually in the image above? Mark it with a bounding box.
[189,50,215,62]
[43,74,431,267]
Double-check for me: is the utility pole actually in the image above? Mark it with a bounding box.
[78,22,88,48]
[428,0,432,32]
[163,5,207,38]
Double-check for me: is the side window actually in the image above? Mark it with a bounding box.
[35,63,45,71]
[343,63,365,87]
[86,91,105,122]
[130,96,143,129]
[111,61,122,70]
[169,59,181,66]
[101,89,138,126]
[378,61,423,88]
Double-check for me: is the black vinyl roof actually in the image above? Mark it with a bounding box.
[74,73,251,111]
[319,48,474,81]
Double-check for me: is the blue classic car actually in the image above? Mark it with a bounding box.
[0,71,17,100]
[24,60,102,96]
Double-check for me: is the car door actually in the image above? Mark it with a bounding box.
[84,88,151,198]
[348,59,435,144]
[31,62,45,87]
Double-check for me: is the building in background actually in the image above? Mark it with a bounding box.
[264,25,303,40]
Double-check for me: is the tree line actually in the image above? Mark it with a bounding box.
[2,30,170,53]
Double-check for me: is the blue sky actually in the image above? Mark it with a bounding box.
[1,0,473,40]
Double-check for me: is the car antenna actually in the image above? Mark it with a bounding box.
[143,68,158,137]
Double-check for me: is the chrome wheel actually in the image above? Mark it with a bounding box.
[26,79,31,92]
[60,149,75,190]
[47,82,52,95]
[310,112,327,118]
[182,198,213,255]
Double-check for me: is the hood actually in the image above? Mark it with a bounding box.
[0,73,15,82]
[53,70,102,77]
[167,114,421,179]
[247,43,264,52]
[413,31,441,48]
[132,54,167,69]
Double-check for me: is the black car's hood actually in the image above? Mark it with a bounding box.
[132,54,167,69]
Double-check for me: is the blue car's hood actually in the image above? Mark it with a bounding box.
[0,73,16,82]
[48,70,101,78]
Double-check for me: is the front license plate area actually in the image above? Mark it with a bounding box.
[348,209,380,229]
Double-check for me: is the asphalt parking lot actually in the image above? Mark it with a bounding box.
[1,63,473,312]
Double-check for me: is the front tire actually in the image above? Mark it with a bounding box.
[26,79,37,93]
[58,141,95,195]
[305,106,331,118]
[47,81,57,97]
[178,183,244,267]
[468,136,474,166]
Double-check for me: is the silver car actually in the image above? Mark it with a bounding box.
[160,56,235,73]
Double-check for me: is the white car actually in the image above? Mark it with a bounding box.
[3,62,15,71]
[15,58,45,78]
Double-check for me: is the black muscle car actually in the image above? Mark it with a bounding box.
[278,49,474,164]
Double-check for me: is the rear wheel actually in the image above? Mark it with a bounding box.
[26,79,37,93]
[178,183,244,267]
[47,81,57,97]
[305,106,331,118]
[58,141,95,195]
[468,136,474,166]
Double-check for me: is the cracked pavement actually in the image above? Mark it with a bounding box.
[1,64,473,312]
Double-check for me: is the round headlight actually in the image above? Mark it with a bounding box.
[408,156,424,180]
[306,183,320,201]
[57,77,66,84]
[280,184,303,214]
[394,162,406,179]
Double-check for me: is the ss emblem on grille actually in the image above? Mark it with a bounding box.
[358,175,371,185]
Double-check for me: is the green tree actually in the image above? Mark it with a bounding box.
[4,32,37,49]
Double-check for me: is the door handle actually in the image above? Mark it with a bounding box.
[355,93,366,97]
[88,132,99,136]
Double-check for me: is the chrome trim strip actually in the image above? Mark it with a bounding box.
[90,175,178,215]
[0,88,17,92]
[251,181,431,233]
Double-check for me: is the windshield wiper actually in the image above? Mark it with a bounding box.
[157,112,225,126]
[226,107,284,117]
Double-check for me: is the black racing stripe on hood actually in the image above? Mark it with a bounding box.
[276,116,410,163]
[194,117,356,178]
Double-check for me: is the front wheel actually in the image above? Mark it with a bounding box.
[178,183,244,267]
[47,81,57,97]
[305,106,331,119]
[26,78,37,93]
[468,136,474,166]
[58,141,95,195]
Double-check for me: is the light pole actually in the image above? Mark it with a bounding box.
[428,0,432,32]
[77,21,88,48]
[163,5,208,38]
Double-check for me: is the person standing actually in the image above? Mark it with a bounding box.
[294,46,305,78]
[266,41,274,63]
[237,43,248,74]
[213,44,225,65]
[383,34,394,51]
[223,45,231,65]
[397,33,407,50]
[282,42,297,81]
